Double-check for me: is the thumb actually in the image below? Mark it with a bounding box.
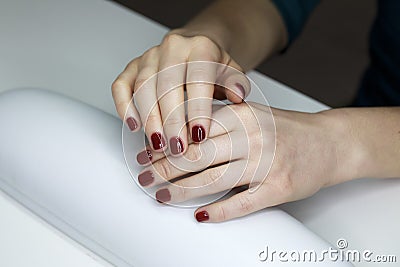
[216,59,251,103]
[194,182,286,223]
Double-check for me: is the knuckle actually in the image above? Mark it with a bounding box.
[114,101,127,115]
[156,160,172,180]
[190,104,211,116]
[185,145,203,162]
[216,205,227,222]
[192,35,214,48]
[164,33,184,43]
[177,182,187,201]
[134,77,148,92]
[142,46,159,60]
[238,195,255,213]
[162,33,185,47]
[111,79,128,94]
[187,67,211,83]
[134,67,156,92]
[164,116,184,129]
[125,58,139,71]
[111,79,119,92]
[204,168,223,187]
[273,175,294,199]
[144,112,159,127]
[191,36,220,57]
[157,77,180,97]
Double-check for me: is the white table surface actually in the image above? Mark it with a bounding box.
[0,0,398,266]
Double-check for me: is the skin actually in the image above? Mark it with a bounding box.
[111,0,286,154]
[137,104,400,222]
[112,0,400,221]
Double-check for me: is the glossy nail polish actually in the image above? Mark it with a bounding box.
[192,125,205,143]
[195,210,209,222]
[234,83,245,99]
[136,150,153,165]
[156,188,171,203]
[170,136,184,155]
[138,171,154,186]
[126,117,138,131]
[151,132,166,150]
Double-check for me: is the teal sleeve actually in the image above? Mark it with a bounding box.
[271,0,321,47]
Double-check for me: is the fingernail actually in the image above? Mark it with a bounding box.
[192,125,205,143]
[169,136,184,155]
[195,210,209,222]
[126,117,138,131]
[234,83,245,99]
[138,171,154,186]
[137,149,153,165]
[151,132,166,150]
[156,188,171,203]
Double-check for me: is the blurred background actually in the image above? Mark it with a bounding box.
[113,0,375,107]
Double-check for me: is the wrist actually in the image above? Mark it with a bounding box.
[169,0,287,71]
[318,108,369,186]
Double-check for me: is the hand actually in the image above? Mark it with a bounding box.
[135,102,361,222]
[112,30,250,156]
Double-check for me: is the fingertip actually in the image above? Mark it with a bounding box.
[126,116,141,132]
[234,82,246,97]
[155,188,171,203]
[136,149,153,165]
[225,90,244,104]
[122,102,142,132]
[224,83,246,103]
[138,170,155,187]
[195,209,210,223]
[149,131,167,152]
[169,136,186,156]
[191,123,207,143]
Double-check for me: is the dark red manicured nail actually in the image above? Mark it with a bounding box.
[151,132,166,150]
[234,83,245,99]
[192,125,205,143]
[196,210,209,222]
[156,188,171,203]
[169,136,184,155]
[137,150,152,165]
[138,171,154,187]
[126,117,138,131]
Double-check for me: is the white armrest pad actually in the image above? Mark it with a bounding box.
[0,88,350,267]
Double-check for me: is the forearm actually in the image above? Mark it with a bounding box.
[170,0,287,71]
[325,107,400,184]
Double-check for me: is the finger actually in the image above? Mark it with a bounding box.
[157,57,187,156]
[111,59,142,132]
[135,104,240,166]
[194,183,284,223]
[208,103,249,134]
[186,59,218,144]
[137,132,246,187]
[135,121,225,167]
[134,50,167,152]
[216,55,251,103]
[156,160,249,203]
[136,147,155,166]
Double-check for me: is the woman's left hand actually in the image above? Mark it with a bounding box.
[135,102,362,222]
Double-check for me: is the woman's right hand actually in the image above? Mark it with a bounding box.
[112,30,250,156]
[135,102,363,223]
